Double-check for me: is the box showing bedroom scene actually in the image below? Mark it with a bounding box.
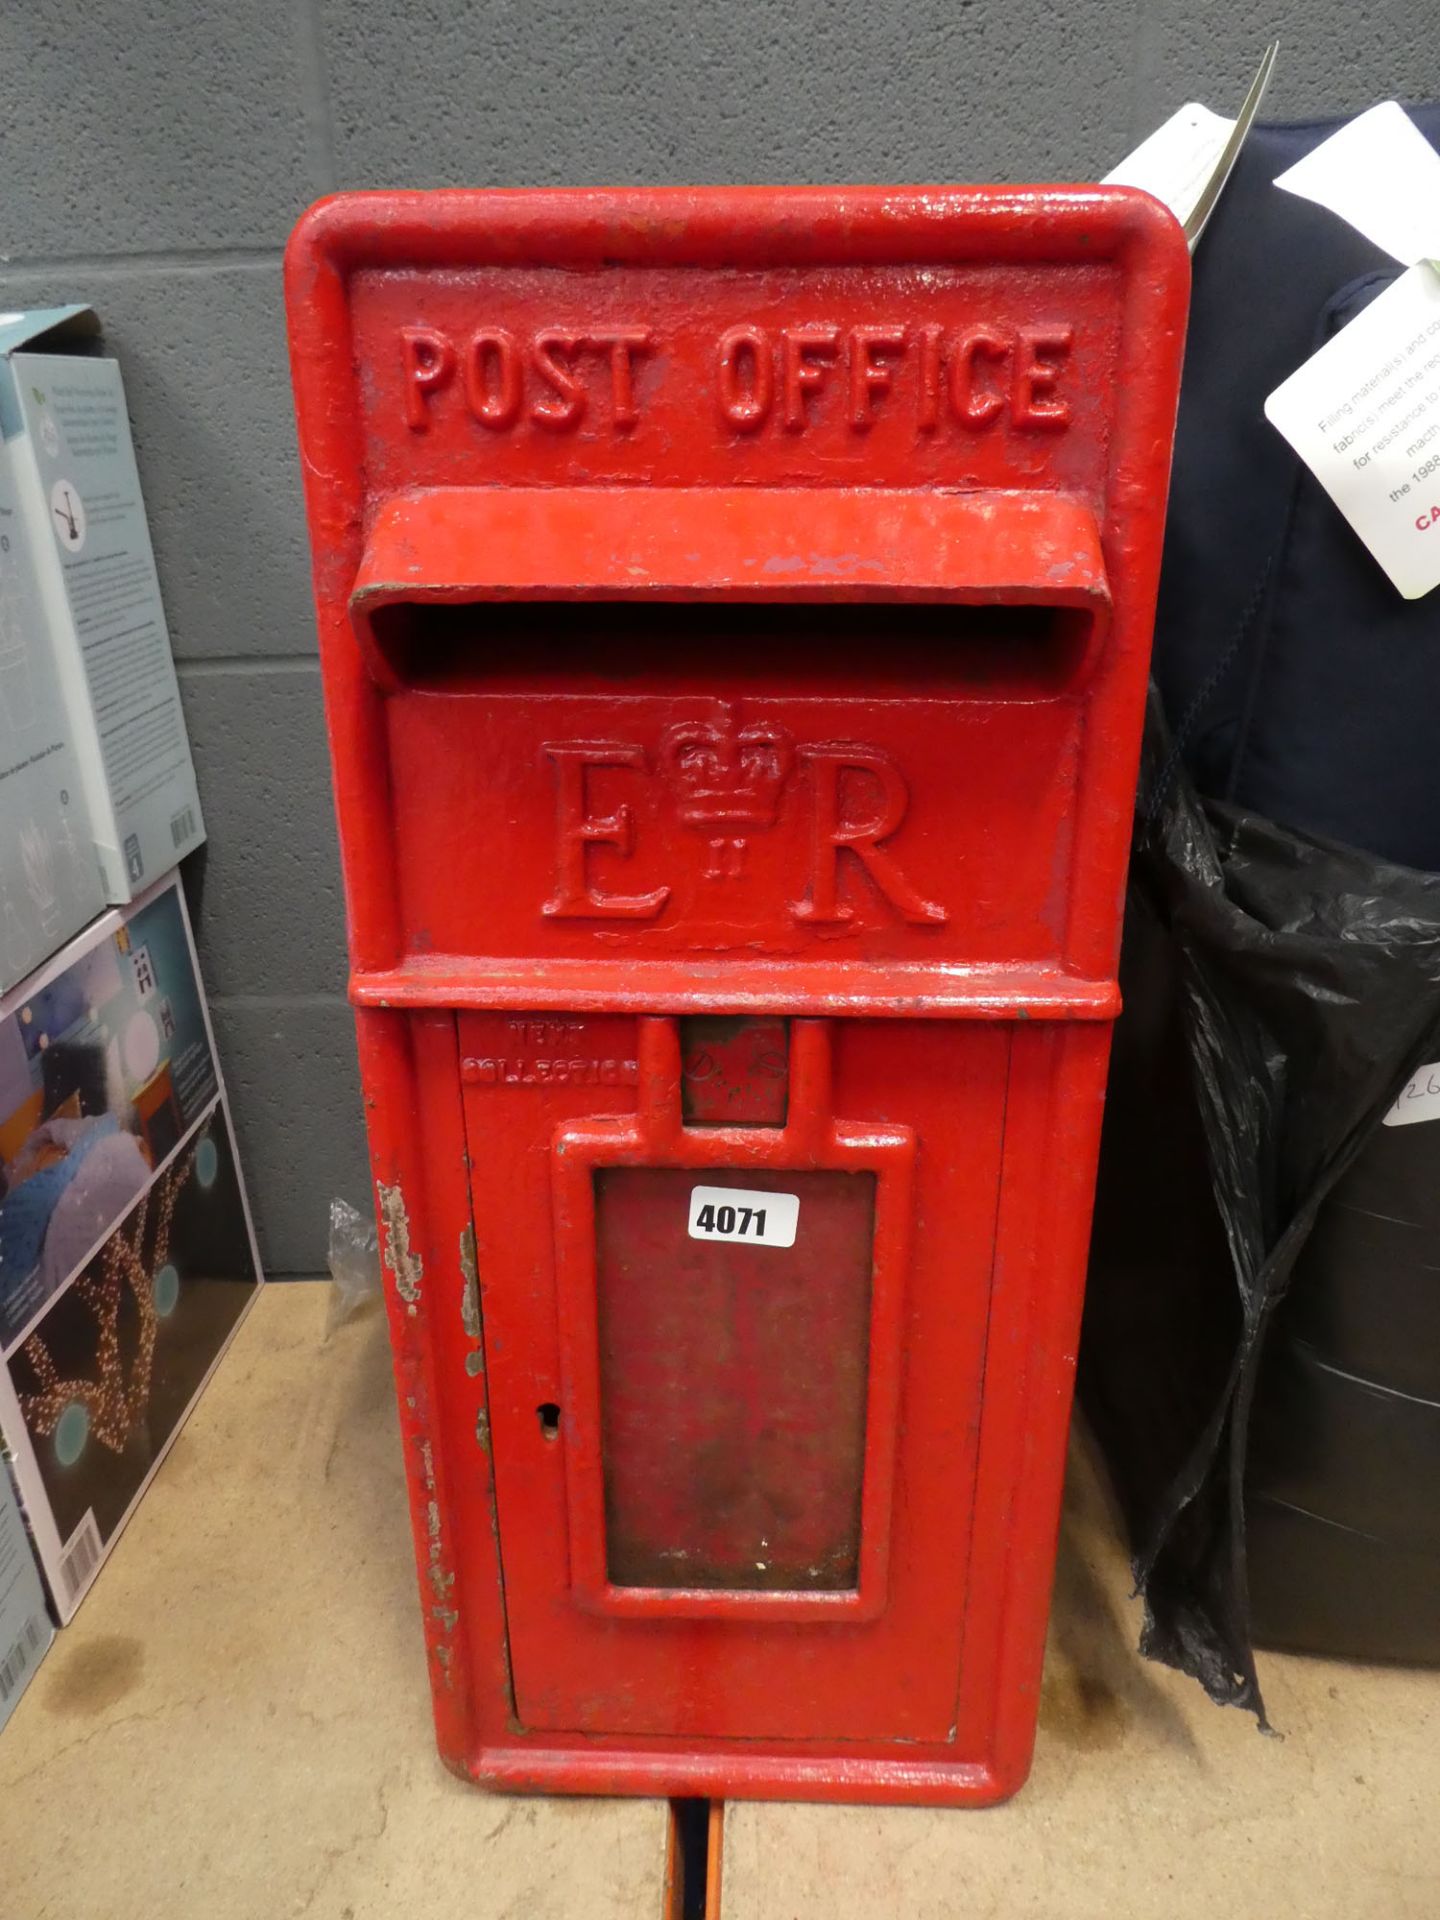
[0,872,262,1622]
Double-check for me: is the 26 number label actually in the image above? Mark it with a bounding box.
[687,1185,800,1248]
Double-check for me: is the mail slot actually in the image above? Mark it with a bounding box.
[285,187,1187,1805]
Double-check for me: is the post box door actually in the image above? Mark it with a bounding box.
[460,1011,1011,1745]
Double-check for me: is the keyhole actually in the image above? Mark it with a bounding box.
[537,1402,561,1441]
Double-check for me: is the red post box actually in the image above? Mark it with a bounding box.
[285,187,1186,1806]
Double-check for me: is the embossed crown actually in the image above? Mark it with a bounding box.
[660,709,794,833]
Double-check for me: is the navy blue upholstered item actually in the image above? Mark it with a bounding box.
[1154,108,1440,869]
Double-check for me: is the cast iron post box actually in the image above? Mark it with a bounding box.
[286,186,1186,1805]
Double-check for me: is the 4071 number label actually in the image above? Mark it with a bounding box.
[687,1184,799,1248]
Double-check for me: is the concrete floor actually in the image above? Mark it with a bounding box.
[1,1284,665,1920]
[724,1447,1440,1919]
[4,1281,1437,1918]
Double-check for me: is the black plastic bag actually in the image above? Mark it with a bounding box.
[1080,693,1440,1721]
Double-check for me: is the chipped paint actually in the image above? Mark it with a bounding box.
[459,1222,485,1375]
[377,1179,422,1315]
[415,1437,457,1690]
[459,1224,480,1337]
[425,1500,454,1598]
[476,1404,491,1453]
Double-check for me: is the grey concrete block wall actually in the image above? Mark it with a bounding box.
[3,0,1431,1270]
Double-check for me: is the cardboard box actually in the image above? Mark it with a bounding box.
[0,425,107,994]
[0,308,205,905]
[0,874,262,1621]
[0,1456,52,1732]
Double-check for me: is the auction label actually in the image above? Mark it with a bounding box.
[1265,263,1440,600]
[688,1185,800,1247]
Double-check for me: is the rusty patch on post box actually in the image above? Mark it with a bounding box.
[459,1224,480,1334]
[459,1223,485,1377]
[378,1180,422,1314]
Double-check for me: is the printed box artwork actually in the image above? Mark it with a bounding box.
[0,307,205,910]
[0,1460,52,1731]
[0,874,262,1621]
[0,425,106,994]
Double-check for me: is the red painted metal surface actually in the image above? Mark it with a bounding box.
[285,186,1187,1805]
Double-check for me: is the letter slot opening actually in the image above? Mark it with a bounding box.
[365,599,1095,699]
[350,483,1111,696]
